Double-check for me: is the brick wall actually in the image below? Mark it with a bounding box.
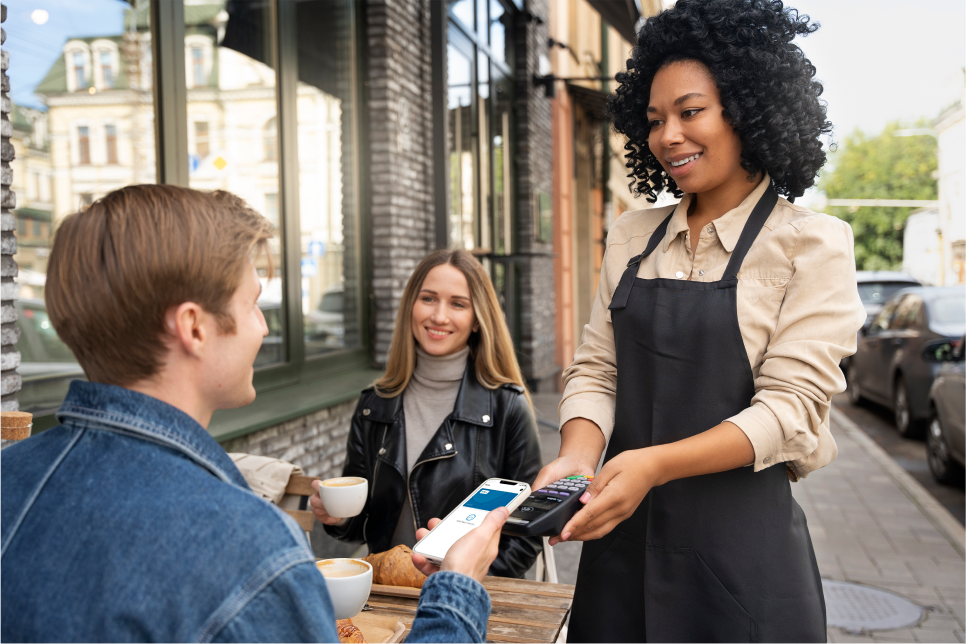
[513,0,559,389]
[220,398,358,481]
[1,2,22,414]
[366,0,436,365]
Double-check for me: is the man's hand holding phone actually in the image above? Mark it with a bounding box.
[411,507,509,581]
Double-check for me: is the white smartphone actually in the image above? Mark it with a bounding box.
[412,478,531,565]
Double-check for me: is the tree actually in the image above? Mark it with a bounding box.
[819,121,937,271]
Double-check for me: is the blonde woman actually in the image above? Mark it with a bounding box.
[311,249,542,577]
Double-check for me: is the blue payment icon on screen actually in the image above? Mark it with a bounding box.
[463,488,517,511]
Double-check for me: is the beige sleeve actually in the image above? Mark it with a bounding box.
[558,243,620,442]
[726,216,867,478]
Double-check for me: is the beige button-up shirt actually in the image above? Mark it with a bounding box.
[560,176,867,479]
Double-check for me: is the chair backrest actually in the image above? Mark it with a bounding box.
[282,475,320,533]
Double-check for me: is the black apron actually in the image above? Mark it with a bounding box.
[568,186,826,643]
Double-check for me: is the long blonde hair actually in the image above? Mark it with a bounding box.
[375,249,531,406]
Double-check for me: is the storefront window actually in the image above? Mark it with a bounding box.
[293,0,361,357]
[447,38,475,251]
[7,0,157,414]
[6,0,366,423]
[446,2,514,256]
[185,0,285,368]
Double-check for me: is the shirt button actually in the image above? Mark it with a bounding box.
[706,227,714,235]
[445,443,453,450]
[362,409,371,416]
[763,457,771,464]
[675,271,685,279]
[698,269,705,276]
[378,447,386,455]
[482,415,490,423]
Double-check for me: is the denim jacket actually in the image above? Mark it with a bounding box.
[1,381,491,643]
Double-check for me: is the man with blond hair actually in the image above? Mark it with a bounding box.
[1,185,506,642]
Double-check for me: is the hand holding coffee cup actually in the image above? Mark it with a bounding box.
[316,558,372,619]
[310,476,367,522]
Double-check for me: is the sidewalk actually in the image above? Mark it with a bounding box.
[530,394,966,642]
[796,408,965,643]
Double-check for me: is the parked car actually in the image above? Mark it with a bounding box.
[842,272,922,373]
[15,299,86,414]
[854,271,922,325]
[927,336,965,484]
[846,286,966,438]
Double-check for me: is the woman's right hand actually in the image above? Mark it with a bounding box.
[532,455,597,492]
[309,480,345,525]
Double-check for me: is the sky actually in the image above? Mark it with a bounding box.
[788,0,965,139]
[4,0,127,110]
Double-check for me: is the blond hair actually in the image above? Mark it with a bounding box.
[46,185,273,386]
[375,249,530,406]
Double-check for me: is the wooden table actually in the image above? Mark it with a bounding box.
[364,577,575,643]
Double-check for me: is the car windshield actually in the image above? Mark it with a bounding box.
[857,282,917,306]
[930,294,966,325]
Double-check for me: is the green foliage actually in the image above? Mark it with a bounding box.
[818,121,937,270]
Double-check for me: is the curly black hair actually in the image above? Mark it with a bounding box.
[608,0,832,202]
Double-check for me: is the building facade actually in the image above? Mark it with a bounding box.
[546,0,662,381]
[935,99,965,285]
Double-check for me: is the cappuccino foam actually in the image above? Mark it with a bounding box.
[321,477,365,488]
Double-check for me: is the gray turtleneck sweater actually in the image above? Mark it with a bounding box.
[390,345,469,547]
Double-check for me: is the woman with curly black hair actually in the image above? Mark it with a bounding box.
[532,0,866,640]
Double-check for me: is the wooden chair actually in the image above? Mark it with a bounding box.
[281,474,321,534]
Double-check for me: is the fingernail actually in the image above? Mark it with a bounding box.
[580,492,591,503]
[549,538,559,546]
[562,532,571,542]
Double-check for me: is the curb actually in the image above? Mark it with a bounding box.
[829,406,966,558]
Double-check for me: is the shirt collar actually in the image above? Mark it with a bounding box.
[662,173,773,254]
[56,380,250,490]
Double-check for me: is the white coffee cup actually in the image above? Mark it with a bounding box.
[316,558,373,619]
[318,476,367,518]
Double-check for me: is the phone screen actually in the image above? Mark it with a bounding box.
[413,479,529,562]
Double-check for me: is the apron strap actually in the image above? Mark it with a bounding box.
[721,184,779,282]
[609,212,674,311]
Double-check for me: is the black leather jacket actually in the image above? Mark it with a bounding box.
[324,362,543,578]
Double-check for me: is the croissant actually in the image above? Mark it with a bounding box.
[363,544,427,588]
[336,618,365,643]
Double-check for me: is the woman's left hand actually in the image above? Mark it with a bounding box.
[550,447,660,544]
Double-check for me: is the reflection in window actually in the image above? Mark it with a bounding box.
[294,0,360,356]
[192,46,206,87]
[195,121,210,158]
[10,2,156,414]
[447,41,474,250]
[263,117,277,162]
[448,0,475,30]
[77,126,90,164]
[489,0,508,66]
[186,0,285,367]
[100,51,114,88]
[105,124,118,164]
[72,52,86,89]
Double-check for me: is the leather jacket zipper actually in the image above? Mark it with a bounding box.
[407,450,457,531]
[363,426,389,544]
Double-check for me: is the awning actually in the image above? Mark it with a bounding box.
[587,0,640,45]
[567,83,610,121]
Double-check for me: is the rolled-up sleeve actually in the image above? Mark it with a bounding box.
[558,243,621,442]
[726,215,867,478]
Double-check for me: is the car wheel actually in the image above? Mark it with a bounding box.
[846,362,864,406]
[893,375,924,439]
[927,413,963,485]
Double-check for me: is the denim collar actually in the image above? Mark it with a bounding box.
[56,380,249,490]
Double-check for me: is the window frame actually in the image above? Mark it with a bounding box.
[30,0,374,437]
